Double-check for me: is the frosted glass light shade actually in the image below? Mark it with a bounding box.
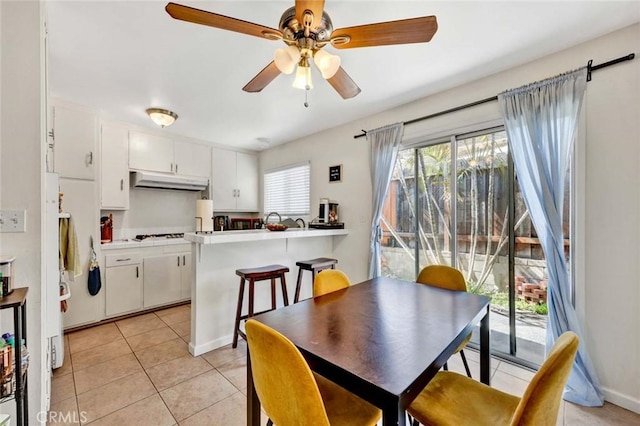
[274,45,301,74]
[292,65,313,90]
[314,49,341,79]
[146,108,178,127]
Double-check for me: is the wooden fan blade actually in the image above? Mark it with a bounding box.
[166,2,282,40]
[331,16,437,49]
[242,61,281,92]
[327,67,361,99]
[295,0,325,30]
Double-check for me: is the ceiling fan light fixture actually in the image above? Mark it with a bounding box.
[314,49,341,79]
[292,59,313,90]
[274,45,300,74]
[146,108,178,127]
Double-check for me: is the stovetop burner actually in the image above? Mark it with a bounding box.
[134,233,185,241]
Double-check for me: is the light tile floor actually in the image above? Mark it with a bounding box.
[49,305,640,425]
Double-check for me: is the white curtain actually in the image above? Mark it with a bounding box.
[498,67,603,406]
[367,123,404,279]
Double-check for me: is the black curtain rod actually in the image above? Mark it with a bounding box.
[354,53,635,139]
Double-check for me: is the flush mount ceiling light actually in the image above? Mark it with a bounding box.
[146,108,178,127]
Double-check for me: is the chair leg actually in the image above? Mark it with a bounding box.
[442,362,448,371]
[270,278,276,310]
[248,279,255,317]
[412,417,420,426]
[266,419,273,426]
[232,278,246,348]
[294,268,304,303]
[460,349,472,378]
[280,274,289,306]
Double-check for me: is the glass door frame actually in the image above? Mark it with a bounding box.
[405,125,545,370]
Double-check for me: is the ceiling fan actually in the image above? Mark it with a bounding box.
[165,1,438,99]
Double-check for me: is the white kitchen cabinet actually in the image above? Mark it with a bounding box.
[180,252,192,300]
[174,141,211,178]
[100,123,129,209]
[143,254,182,308]
[129,131,174,173]
[105,254,143,316]
[236,152,259,211]
[212,148,258,211]
[53,104,97,180]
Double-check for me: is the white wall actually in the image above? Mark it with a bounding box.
[260,23,640,412]
[106,188,200,239]
[0,0,45,421]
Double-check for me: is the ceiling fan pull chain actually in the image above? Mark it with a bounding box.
[304,89,309,108]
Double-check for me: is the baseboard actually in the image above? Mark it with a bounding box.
[603,387,640,414]
[190,334,232,356]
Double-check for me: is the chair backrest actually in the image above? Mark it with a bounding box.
[313,269,351,297]
[416,265,467,292]
[245,319,331,426]
[510,331,579,425]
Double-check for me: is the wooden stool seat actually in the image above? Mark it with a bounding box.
[294,257,338,303]
[233,264,290,348]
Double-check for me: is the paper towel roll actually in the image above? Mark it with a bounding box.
[196,199,214,232]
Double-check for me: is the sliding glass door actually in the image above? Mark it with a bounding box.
[380,127,568,367]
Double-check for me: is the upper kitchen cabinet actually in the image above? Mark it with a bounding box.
[100,122,129,209]
[52,104,97,180]
[212,148,258,212]
[129,131,174,173]
[129,133,211,178]
[174,141,211,178]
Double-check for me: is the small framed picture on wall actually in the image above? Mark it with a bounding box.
[329,164,342,183]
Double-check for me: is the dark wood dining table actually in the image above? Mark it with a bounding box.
[247,276,491,426]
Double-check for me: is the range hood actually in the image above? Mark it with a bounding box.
[131,171,208,191]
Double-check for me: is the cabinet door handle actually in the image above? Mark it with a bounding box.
[116,258,131,262]
[183,255,186,266]
[120,179,124,191]
[88,151,93,165]
[237,189,240,197]
[177,256,180,267]
[136,266,139,278]
[176,164,179,174]
[171,163,174,172]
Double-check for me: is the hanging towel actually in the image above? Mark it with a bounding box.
[59,217,82,280]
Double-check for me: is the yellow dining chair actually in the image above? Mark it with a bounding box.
[407,331,579,426]
[245,319,382,426]
[416,265,473,377]
[313,269,351,297]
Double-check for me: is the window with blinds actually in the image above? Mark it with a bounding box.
[263,162,310,216]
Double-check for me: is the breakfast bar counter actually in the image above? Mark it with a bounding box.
[184,228,348,355]
[184,228,348,245]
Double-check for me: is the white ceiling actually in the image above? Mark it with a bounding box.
[46,1,640,151]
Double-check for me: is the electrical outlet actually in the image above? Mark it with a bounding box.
[0,210,26,233]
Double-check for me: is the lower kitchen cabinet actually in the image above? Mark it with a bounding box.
[105,254,143,316]
[99,245,192,324]
[143,254,183,308]
[180,252,192,300]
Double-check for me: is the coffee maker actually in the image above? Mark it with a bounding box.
[319,198,339,223]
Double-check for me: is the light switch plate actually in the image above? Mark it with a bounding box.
[0,210,26,232]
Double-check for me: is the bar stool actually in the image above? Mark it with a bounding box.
[233,264,290,348]
[293,257,338,303]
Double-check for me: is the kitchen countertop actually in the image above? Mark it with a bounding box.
[185,228,348,245]
[100,238,189,250]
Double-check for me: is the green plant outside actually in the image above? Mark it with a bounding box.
[483,291,548,315]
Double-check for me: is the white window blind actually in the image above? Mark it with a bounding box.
[264,162,310,216]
